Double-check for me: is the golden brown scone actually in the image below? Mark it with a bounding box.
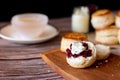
[115,10,120,28]
[60,32,88,52]
[91,9,115,29]
[95,25,119,45]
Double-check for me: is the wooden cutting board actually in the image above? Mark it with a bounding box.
[41,48,120,80]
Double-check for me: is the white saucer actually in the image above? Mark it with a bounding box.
[0,24,59,44]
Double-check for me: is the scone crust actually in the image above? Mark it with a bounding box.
[60,32,88,52]
[118,30,120,43]
[63,32,88,41]
[116,10,120,17]
[118,30,120,37]
[115,10,120,28]
[95,36,118,45]
[92,9,112,17]
[96,25,118,31]
[96,25,118,36]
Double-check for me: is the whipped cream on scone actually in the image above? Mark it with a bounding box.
[66,41,96,68]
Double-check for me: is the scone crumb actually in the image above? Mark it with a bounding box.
[104,59,108,63]
[111,74,114,77]
[95,65,99,68]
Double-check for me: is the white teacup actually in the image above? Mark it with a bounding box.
[11,13,48,40]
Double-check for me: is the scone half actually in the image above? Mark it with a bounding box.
[66,41,96,68]
[95,44,110,60]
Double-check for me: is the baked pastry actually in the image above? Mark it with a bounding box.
[95,25,119,45]
[95,44,110,60]
[60,32,88,53]
[115,10,120,28]
[91,9,115,29]
[117,30,120,44]
[66,41,96,68]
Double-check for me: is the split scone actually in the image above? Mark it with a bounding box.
[66,41,96,68]
[115,10,120,28]
[60,32,88,53]
[95,25,119,45]
[91,9,115,29]
[95,44,110,60]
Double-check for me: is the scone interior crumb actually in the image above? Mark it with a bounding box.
[95,44,110,60]
[66,41,96,68]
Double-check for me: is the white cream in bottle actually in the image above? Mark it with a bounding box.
[72,6,89,33]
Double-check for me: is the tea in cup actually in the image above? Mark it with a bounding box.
[11,13,48,40]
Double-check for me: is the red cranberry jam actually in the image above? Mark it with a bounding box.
[66,42,92,58]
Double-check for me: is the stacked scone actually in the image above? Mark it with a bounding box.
[115,10,120,28]
[95,25,119,44]
[115,10,120,43]
[60,32,110,68]
[91,9,119,45]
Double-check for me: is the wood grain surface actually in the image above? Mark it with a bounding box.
[41,48,120,80]
[0,18,71,80]
[0,18,120,80]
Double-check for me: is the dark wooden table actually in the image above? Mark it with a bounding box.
[1,17,120,80]
[0,18,71,80]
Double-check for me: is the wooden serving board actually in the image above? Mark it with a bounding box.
[41,48,120,80]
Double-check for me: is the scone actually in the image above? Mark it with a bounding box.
[60,32,88,53]
[115,10,120,28]
[117,30,120,44]
[66,41,96,68]
[91,9,115,29]
[95,25,119,45]
[95,44,110,60]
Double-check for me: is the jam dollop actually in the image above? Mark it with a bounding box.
[66,42,92,58]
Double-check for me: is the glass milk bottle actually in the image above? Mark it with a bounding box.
[71,6,89,33]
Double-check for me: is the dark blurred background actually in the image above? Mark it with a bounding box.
[0,0,119,21]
